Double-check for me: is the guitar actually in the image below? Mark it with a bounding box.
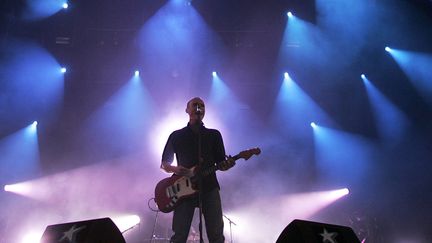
[154,147,261,213]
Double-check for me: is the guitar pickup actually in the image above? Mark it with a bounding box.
[166,186,176,197]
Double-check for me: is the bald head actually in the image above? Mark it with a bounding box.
[186,97,205,123]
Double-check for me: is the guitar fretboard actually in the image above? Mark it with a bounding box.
[196,154,242,178]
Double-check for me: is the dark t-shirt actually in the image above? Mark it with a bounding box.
[162,123,226,193]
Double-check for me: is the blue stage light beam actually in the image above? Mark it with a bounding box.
[137,0,225,98]
[208,72,263,150]
[0,123,40,182]
[23,0,69,20]
[80,74,154,157]
[0,40,64,125]
[272,72,334,137]
[315,0,372,59]
[132,70,141,84]
[209,72,247,118]
[310,122,317,128]
[312,124,375,186]
[362,75,410,144]
[29,121,38,134]
[210,72,231,105]
[386,48,432,106]
[277,10,319,67]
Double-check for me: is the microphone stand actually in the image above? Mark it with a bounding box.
[223,214,237,243]
[196,110,204,243]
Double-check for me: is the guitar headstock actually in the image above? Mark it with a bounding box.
[238,147,261,160]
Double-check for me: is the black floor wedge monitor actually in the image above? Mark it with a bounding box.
[40,217,126,243]
[276,219,360,243]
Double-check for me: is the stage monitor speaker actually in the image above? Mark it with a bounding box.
[276,219,360,243]
[40,217,126,243]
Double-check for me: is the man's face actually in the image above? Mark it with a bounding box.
[186,97,205,122]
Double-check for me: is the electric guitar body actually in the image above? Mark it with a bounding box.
[154,174,197,213]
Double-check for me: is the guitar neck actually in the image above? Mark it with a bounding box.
[194,148,260,178]
[199,154,242,177]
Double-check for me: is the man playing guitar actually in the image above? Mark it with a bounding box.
[160,97,235,243]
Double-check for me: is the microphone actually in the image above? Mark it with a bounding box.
[196,104,202,114]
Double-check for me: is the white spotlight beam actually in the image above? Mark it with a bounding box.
[225,188,350,242]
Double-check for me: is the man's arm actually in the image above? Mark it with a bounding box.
[160,133,192,176]
[161,161,194,177]
[212,130,235,171]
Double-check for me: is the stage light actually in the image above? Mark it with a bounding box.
[60,67,67,73]
[3,183,31,194]
[331,188,350,197]
[134,70,140,77]
[21,232,43,243]
[26,121,38,134]
[385,46,391,52]
[343,188,350,195]
[212,71,217,77]
[284,72,290,79]
[287,11,293,18]
[311,122,317,128]
[62,2,69,9]
[112,215,141,232]
[361,75,370,85]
